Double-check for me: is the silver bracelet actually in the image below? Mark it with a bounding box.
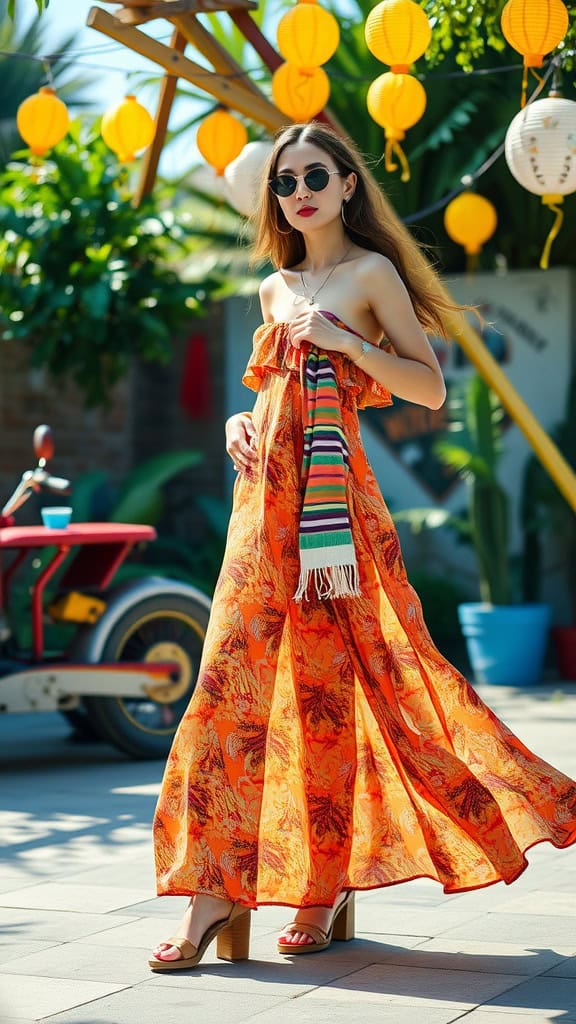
[353,339,373,366]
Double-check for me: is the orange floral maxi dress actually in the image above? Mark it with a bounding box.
[153,316,576,909]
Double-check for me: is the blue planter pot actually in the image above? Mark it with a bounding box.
[458,602,551,686]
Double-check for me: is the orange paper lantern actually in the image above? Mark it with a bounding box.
[365,0,432,73]
[16,86,69,156]
[101,95,155,163]
[501,0,568,68]
[501,0,569,107]
[197,109,248,176]
[277,0,340,68]
[272,63,330,122]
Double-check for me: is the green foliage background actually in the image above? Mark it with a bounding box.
[0,125,222,406]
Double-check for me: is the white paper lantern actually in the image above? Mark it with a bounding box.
[505,95,576,267]
[224,140,273,217]
[188,163,228,200]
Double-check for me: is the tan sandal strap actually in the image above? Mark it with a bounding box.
[280,922,328,944]
[166,936,197,958]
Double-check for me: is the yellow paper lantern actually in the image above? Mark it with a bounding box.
[444,192,497,269]
[366,72,427,180]
[367,71,427,130]
[277,0,340,69]
[16,86,69,156]
[501,0,569,107]
[197,108,248,176]
[101,95,155,163]
[272,63,330,122]
[365,0,432,73]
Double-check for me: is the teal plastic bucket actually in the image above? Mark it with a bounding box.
[458,602,551,686]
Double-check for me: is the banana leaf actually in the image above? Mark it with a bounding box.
[110,451,203,525]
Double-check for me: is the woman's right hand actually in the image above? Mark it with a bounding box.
[225,412,258,473]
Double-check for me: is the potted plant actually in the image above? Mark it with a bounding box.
[434,373,550,686]
[521,371,576,679]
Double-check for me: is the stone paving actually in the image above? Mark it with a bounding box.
[1,683,576,1023]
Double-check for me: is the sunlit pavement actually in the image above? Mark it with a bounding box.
[1,684,576,1024]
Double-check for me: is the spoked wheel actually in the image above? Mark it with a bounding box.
[83,593,210,758]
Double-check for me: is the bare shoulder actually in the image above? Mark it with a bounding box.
[355,250,403,286]
[258,271,281,322]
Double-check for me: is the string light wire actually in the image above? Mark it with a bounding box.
[404,57,560,225]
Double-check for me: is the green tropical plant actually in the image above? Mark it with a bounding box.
[434,374,512,605]
[71,452,228,594]
[74,452,197,525]
[423,0,576,73]
[0,121,225,406]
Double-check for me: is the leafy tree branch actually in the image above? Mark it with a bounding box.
[0,122,222,406]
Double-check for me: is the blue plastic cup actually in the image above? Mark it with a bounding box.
[41,506,72,529]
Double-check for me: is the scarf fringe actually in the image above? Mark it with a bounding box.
[294,563,361,602]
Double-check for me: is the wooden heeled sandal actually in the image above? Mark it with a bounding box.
[149,903,251,971]
[277,891,355,955]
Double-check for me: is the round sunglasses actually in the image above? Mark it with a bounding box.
[268,167,341,198]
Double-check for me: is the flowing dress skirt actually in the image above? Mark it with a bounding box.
[153,321,576,909]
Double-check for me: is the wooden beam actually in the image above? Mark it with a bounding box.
[100,0,256,22]
[99,1,159,7]
[172,12,263,100]
[99,0,257,8]
[87,7,285,130]
[134,27,186,205]
[229,9,282,72]
[114,3,193,26]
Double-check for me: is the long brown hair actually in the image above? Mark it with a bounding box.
[252,122,460,338]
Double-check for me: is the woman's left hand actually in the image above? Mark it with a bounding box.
[288,310,351,356]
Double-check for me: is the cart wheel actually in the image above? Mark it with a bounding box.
[83,593,209,759]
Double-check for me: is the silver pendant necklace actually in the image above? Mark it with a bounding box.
[295,245,351,306]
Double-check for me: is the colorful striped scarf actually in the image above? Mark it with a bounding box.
[294,344,361,602]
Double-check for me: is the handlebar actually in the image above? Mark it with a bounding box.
[2,425,72,520]
[2,467,71,518]
[34,470,71,493]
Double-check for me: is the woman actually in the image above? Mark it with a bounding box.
[149,123,576,971]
